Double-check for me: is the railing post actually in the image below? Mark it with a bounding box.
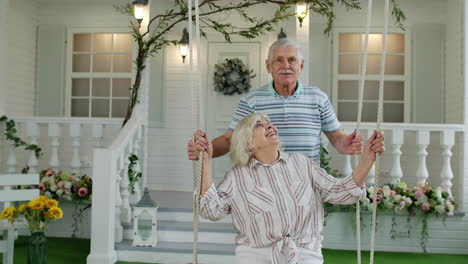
[120,148,132,224]
[92,124,104,148]
[440,130,455,197]
[390,129,404,184]
[70,123,82,173]
[129,129,142,204]
[416,130,430,186]
[48,123,61,170]
[114,154,124,243]
[26,121,40,173]
[87,148,117,264]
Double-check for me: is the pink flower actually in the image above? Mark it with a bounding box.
[375,196,382,204]
[399,200,406,207]
[38,183,45,194]
[410,211,417,216]
[421,202,431,212]
[415,190,424,199]
[390,190,396,197]
[78,187,89,197]
[45,169,54,177]
[447,212,454,216]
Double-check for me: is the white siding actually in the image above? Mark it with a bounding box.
[5,0,38,116]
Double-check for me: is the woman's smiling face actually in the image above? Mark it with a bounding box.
[251,118,279,152]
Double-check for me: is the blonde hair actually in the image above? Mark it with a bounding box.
[230,113,271,167]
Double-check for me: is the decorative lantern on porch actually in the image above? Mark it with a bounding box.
[132,188,158,247]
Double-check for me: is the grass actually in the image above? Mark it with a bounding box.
[1,236,467,264]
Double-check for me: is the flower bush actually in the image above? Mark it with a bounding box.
[360,182,455,216]
[0,196,63,233]
[38,169,92,202]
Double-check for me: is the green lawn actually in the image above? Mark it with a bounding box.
[2,236,467,264]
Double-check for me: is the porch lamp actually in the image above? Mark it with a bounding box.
[132,0,148,27]
[132,188,158,247]
[179,28,189,63]
[277,28,287,40]
[296,1,308,27]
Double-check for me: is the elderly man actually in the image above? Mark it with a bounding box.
[188,38,362,163]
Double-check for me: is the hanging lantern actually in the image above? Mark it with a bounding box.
[132,188,158,247]
[132,0,148,27]
[179,28,189,63]
[296,1,308,27]
[277,28,287,40]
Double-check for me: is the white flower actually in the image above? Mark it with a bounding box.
[45,191,52,198]
[63,194,72,201]
[448,204,454,212]
[435,187,443,199]
[384,200,395,209]
[405,197,413,206]
[56,189,64,197]
[57,181,64,188]
[48,177,55,185]
[64,181,72,189]
[382,185,391,196]
[394,194,402,202]
[435,205,445,213]
[368,186,375,194]
[50,185,57,192]
[41,177,49,184]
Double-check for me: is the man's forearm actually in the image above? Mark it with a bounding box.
[211,134,231,158]
[327,130,347,154]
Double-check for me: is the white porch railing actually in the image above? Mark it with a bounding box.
[86,115,145,264]
[0,117,122,175]
[323,122,465,208]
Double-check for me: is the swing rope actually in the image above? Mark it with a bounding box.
[355,1,390,264]
[189,0,203,263]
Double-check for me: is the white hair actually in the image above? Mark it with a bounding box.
[267,38,304,63]
[230,113,271,167]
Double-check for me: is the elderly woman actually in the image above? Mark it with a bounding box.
[196,113,384,264]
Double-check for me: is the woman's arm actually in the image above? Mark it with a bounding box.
[352,130,385,187]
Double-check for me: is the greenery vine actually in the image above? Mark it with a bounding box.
[115,0,406,126]
[0,115,43,173]
[128,154,142,195]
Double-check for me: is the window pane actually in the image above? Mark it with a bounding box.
[73,54,91,72]
[112,99,129,117]
[71,99,89,117]
[113,78,131,97]
[384,103,404,122]
[387,34,405,53]
[338,55,360,74]
[338,102,357,121]
[385,55,404,75]
[114,34,132,52]
[92,78,110,97]
[72,78,90,96]
[73,34,91,52]
[113,54,132,72]
[93,33,112,52]
[362,102,377,122]
[384,81,404,101]
[338,80,379,100]
[93,54,111,72]
[366,34,383,53]
[91,99,110,117]
[339,34,361,53]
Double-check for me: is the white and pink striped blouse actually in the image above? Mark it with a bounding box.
[200,152,365,264]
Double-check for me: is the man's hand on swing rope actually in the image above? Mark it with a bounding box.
[342,129,364,155]
[187,130,211,160]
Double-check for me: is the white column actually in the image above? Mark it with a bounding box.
[440,130,455,197]
[0,0,9,116]
[415,131,430,186]
[70,123,82,173]
[461,0,468,212]
[86,149,117,264]
[366,129,376,186]
[48,123,61,170]
[296,3,309,85]
[390,129,404,184]
[26,121,40,173]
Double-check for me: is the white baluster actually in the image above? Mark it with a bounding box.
[129,130,142,204]
[416,131,430,186]
[92,124,104,148]
[7,140,16,173]
[366,129,376,186]
[440,130,455,197]
[70,123,82,173]
[390,129,404,184]
[26,122,40,173]
[114,154,124,243]
[48,123,61,170]
[120,147,132,224]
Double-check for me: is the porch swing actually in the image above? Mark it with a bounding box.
[188,0,391,263]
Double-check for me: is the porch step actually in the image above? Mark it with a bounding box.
[116,240,235,264]
[158,207,232,224]
[122,218,236,244]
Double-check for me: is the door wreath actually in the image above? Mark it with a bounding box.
[214,58,256,95]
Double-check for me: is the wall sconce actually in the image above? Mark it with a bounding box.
[133,0,148,27]
[296,1,308,27]
[179,28,189,63]
[277,28,287,40]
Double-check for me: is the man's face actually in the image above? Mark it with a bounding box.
[266,45,304,87]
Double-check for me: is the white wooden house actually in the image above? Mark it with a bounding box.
[0,0,467,263]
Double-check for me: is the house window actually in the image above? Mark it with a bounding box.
[333,32,408,122]
[70,32,133,118]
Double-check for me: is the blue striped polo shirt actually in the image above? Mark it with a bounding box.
[228,81,341,163]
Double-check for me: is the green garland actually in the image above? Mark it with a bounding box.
[128,154,142,195]
[214,58,256,95]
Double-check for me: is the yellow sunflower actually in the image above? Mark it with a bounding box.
[0,206,16,220]
[28,199,44,210]
[45,199,58,209]
[17,203,28,214]
[49,207,63,219]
